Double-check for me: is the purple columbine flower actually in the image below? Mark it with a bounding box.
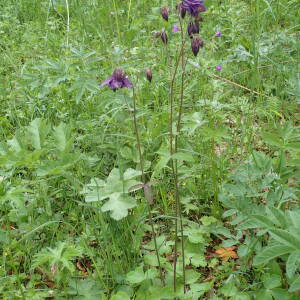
[172,25,180,33]
[181,0,206,17]
[160,30,168,44]
[100,69,132,92]
[191,37,204,56]
[187,21,199,37]
[161,7,170,21]
[216,65,222,71]
[215,31,222,37]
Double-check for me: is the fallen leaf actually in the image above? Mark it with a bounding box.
[215,246,238,261]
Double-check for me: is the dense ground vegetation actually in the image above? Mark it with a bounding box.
[0,0,299,299]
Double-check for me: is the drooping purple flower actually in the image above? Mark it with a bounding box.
[181,0,206,17]
[215,31,222,37]
[172,25,180,33]
[187,21,199,37]
[161,7,170,21]
[100,69,132,92]
[216,65,222,71]
[191,37,204,56]
[160,30,168,44]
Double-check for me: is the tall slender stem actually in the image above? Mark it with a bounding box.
[131,89,164,285]
[174,17,188,293]
[65,0,70,46]
[169,39,186,293]
[112,0,121,41]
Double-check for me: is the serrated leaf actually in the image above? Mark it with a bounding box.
[286,251,300,278]
[185,269,201,284]
[269,229,300,250]
[251,214,276,229]
[69,76,99,104]
[265,207,287,228]
[253,245,294,265]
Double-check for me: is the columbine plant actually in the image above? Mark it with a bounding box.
[99,0,217,295]
[155,0,207,294]
[100,67,164,284]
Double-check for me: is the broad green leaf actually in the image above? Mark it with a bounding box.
[269,229,300,250]
[270,288,291,300]
[110,291,130,300]
[220,281,238,297]
[144,253,166,267]
[253,245,294,265]
[288,210,300,228]
[53,122,72,152]
[172,152,195,162]
[262,273,281,289]
[67,279,103,300]
[69,76,99,104]
[144,268,158,280]
[123,168,142,181]
[251,214,276,229]
[289,275,300,293]
[286,251,300,278]
[185,269,201,284]
[27,118,50,150]
[82,168,141,220]
[255,290,273,300]
[191,255,207,267]
[152,154,171,177]
[232,293,251,300]
[265,207,287,228]
[126,265,145,284]
[101,193,136,220]
[82,178,106,202]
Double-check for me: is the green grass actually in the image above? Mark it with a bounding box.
[0,0,299,299]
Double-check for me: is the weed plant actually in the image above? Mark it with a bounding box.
[0,0,299,299]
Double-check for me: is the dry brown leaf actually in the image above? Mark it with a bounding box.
[215,246,238,262]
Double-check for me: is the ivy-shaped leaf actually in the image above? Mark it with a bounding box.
[82,168,142,220]
[101,193,136,220]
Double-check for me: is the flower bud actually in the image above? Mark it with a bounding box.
[146,68,152,82]
[160,30,168,44]
[191,37,204,56]
[187,21,199,37]
[176,3,186,19]
[161,7,169,21]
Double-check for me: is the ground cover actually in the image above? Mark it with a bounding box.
[0,0,299,299]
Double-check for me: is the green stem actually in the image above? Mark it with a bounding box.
[112,0,121,41]
[173,17,188,293]
[169,37,186,294]
[132,89,165,285]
